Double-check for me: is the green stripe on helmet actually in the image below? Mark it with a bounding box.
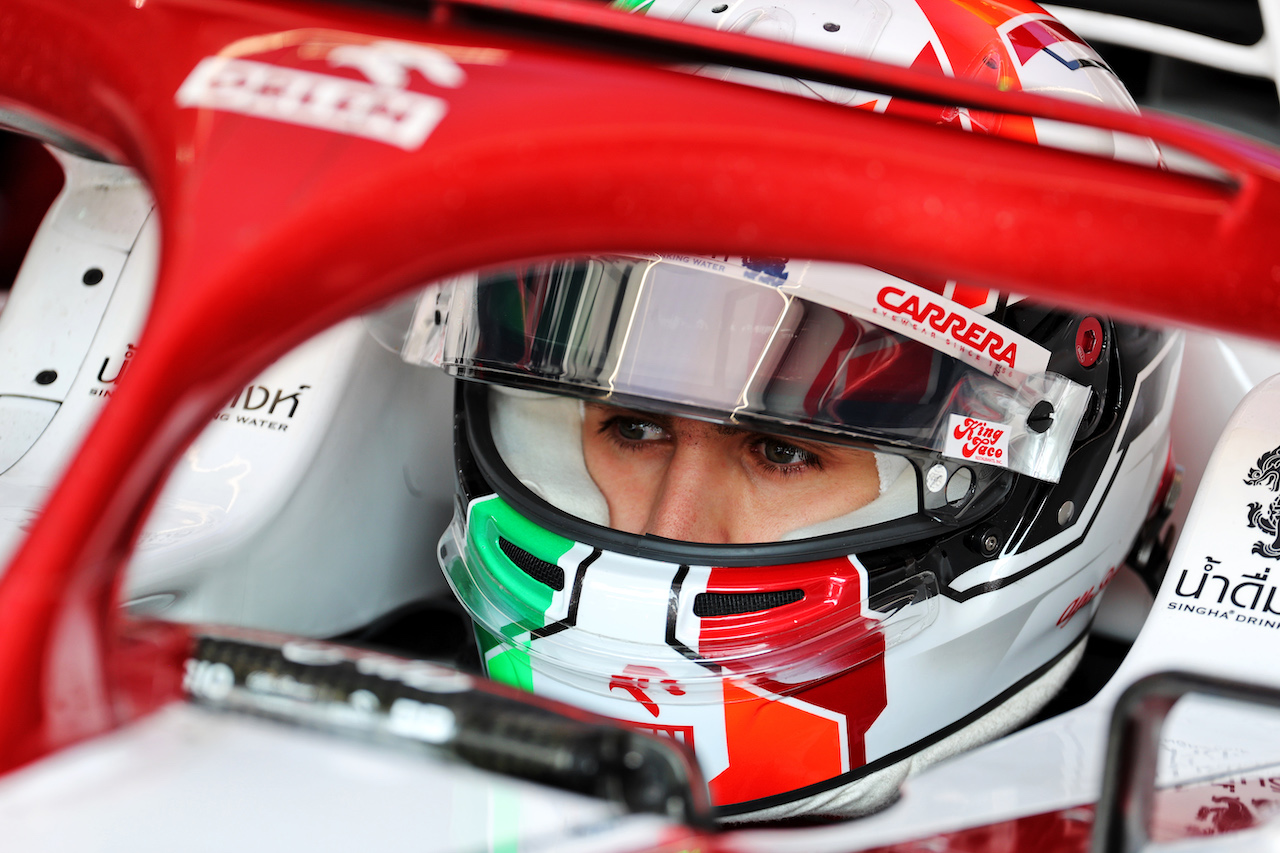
[462,496,575,690]
[480,627,536,693]
[467,496,575,620]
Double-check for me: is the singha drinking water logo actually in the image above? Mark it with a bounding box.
[1166,444,1280,625]
[1244,444,1280,560]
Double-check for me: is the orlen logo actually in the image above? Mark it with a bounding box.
[876,286,1018,368]
[176,38,469,150]
[944,415,1008,466]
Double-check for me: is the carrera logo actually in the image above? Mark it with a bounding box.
[876,286,1018,368]
[944,415,1008,465]
[176,40,466,150]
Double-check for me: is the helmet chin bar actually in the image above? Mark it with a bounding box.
[441,498,942,703]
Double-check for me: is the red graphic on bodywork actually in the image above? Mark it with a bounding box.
[1150,773,1280,841]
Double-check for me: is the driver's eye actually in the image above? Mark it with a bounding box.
[761,440,811,466]
[617,419,666,442]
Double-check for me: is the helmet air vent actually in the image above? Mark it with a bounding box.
[693,589,803,617]
[498,537,565,591]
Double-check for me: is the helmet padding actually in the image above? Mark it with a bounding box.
[488,386,916,539]
[489,387,610,527]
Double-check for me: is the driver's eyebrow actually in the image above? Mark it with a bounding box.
[588,404,672,428]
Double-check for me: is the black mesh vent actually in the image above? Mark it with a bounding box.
[693,589,804,618]
[499,538,565,591]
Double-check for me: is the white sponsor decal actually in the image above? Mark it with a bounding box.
[176,42,462,150]
[795,264,1051,386]
[870,280,1048,382]
[944,414,1009,467]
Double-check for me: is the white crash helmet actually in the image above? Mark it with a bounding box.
[408,0,1183,824]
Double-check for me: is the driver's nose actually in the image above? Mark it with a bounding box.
[642,423,736,544]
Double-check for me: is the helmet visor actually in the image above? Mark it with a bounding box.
[406,256,1088,482]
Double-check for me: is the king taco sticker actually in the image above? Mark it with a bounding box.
[944,414,1009,466]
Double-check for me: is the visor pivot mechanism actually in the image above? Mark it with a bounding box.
[1027,401,1055,434]
[1076,317,1104,368]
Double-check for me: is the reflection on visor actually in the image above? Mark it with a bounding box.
[405,257,1089,482]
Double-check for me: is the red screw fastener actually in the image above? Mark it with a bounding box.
[1076,317,1103,367]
